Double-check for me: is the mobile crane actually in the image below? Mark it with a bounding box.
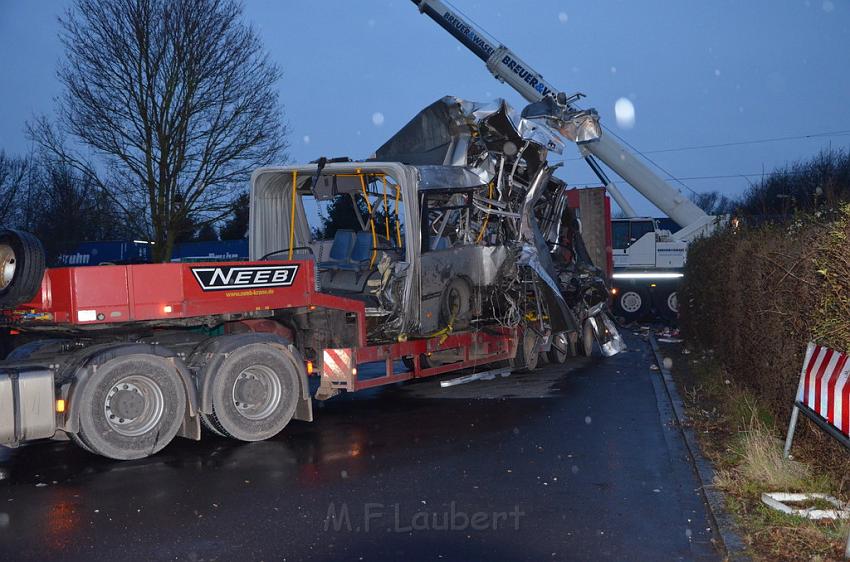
[410,0,721,321]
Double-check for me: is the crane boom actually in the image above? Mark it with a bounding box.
[411,0,713,233]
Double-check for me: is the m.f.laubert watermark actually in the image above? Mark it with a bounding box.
[323,502,525,533]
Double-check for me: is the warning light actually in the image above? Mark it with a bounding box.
[352,367,358,376]
[163,305,173,313]
[650,283,657,288]
[306,361,314,375]
[610,287,618,296]
[308,305,316,311]
[56,399,66,413]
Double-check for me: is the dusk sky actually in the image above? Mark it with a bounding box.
[1,0,848,216]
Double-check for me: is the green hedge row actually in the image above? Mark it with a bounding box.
[680,205,850,420]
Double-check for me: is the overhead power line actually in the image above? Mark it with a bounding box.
[567,129,850,162]
[568,167,842,188]
[602,126,699,196]
[635,129,850,155]
[570,127,850,193]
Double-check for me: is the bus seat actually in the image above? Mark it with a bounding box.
[319,229,356,269]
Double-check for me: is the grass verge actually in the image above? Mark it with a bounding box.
[664,343,849,561]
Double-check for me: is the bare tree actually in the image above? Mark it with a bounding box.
[219,190,249,240]
[0,151,31,225]
[27,157,131,263]
[689,190,738,216]
[29,0,287,260]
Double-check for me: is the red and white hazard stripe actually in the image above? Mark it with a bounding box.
[796,342,850,436]
[322,348,354,384]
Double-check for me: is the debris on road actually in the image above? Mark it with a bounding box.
[761,492,850,520]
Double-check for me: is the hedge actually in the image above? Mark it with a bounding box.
[680,204,850,421]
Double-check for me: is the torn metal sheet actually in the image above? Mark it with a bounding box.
[598,313,626,357]
[374,96,563,172]
[517,165,577,335]
[440,367,512,388]
[415,165,491,191]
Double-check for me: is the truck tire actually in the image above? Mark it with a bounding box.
[402,354,433,371]
[200,343,300,442]
[579,320,595,357]
[655,289,679,321]
[613,287,649,323]
[74,354,186,460]
[0,229,45,308]
[547,332,570,364]
[440,277,471,327]
[510,328,540,372]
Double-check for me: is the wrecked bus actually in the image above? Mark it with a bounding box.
[0,97,621,460]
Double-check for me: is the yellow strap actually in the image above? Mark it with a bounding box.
[394,183,402,247]
[476,182,494,243]
[359,174,378,267]
[382,176,391,241]
[288,170,298,259]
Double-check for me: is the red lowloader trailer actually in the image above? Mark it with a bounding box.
[0,250,520,460]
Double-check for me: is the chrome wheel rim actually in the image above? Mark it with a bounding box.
[553,333,568,359]
[104,375,165,437]
[231,365,281,420]
[0,244,17,290]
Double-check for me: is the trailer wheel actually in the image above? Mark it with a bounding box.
[655,289,679,321]
[402,354,433,371]
[201,343,299,442]
[547,332,570,364]
[0,229,45,308]
[579,320,595,357]
[75,354,186,460]
[440,277,471,327]
[510,328,540,372]
[70,431,96,454]
[613,288,649,323]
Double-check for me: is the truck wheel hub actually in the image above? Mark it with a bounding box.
[667,291,679,313]
[235,378,265,403]
[103,376,165,436]
[111,389,145,419]
[231,366,281,420]
[620,291,642,313]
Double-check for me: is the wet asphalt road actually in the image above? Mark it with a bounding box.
[0,331,719,561]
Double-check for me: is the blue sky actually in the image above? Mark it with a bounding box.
[1,0,848,216]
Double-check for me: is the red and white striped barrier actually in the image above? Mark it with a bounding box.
[784,342,850,457]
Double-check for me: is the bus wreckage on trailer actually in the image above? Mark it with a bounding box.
[0,95,622,460]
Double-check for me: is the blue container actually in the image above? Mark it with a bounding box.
[170,239,248,262]
[56,241,152,266]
